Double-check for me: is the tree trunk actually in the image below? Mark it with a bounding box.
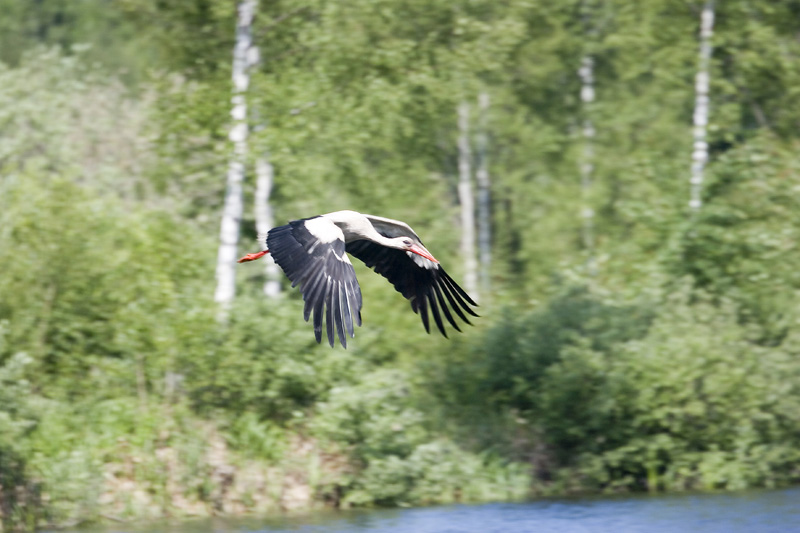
[475,92,491,297]
[214,0,256,310]
[248,11,281,299]
[578,55,596,275]
[689,0,715,213]
[457,101,478,297]
[255,154,282,297]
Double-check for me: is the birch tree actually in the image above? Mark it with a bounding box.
[578,56,596,275]
[249,15,282,299]
[457,102,478,298]
[475,92,491,297]
[689,0,715,213]
[254,152,282,297]
[214,0,256,309]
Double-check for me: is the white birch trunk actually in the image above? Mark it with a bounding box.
[475,92,491,297]
[248,14,281,299]
[457,102,478,297]
[578,55,596,275]
[214,0,256,309]
[689,0,715,212]
[255,155,282,297]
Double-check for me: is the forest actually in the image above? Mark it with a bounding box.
[2,0,800,530]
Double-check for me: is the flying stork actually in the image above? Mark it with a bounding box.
[237,210,478,348]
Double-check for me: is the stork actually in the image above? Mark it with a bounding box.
[238,210,478,348]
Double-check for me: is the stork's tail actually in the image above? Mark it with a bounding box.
[237,250,270,263]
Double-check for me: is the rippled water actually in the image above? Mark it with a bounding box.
[73,486,800,533]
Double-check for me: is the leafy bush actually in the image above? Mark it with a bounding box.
[224,412,286,461]
[577,287,800,492]
[427,287,653,457]
[0,350,43,530]
[312,369,530,507]
[442,284,800,494]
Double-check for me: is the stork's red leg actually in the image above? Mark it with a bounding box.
[237,250,270,263]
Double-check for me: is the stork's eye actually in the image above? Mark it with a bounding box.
[403,238,413,246]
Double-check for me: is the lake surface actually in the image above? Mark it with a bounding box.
[72,486,800,533]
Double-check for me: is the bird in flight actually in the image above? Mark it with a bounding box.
[238,210,478,348]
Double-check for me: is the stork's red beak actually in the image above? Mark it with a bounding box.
[237,250,270,263]
[410,244,439,264]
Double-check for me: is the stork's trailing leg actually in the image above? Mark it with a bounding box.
[237,250,270,263]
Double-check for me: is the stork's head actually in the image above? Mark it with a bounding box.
[395,237,439,264]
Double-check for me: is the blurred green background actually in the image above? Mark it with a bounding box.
[2,0,800,529]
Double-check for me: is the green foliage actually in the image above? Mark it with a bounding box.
[438,284,800,494]
[313,370,428,463]
[0,0,161,83]
[427,288,653,460]
[0,176,208,398]
[3,0,800,528]
[346,441,529,507]
[0,351,43,531]
[0,350,38,450]
[181,294,368,421]
[313,370,529,506]
[595,288,800,492]
[225,412,286,461]
[674,135,800,339]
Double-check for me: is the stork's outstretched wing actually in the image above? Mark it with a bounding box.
[267,218,362,348]
[345,239,478,337]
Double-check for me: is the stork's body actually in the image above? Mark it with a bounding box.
[238,210,478,347]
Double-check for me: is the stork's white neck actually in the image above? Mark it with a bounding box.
[322,210,398,247]
[321,210,438,269]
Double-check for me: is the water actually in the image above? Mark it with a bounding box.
[73,487,800,533]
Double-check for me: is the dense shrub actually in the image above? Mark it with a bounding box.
[434,284,800,494]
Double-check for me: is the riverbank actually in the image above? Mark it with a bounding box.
[0,400,530,531]
[65,486,800,533]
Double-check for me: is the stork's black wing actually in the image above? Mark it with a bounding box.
[345,240,478,337]
[267,218,362,348]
